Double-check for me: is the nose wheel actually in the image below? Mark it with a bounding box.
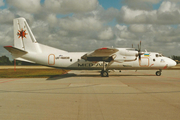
[156,69,162,76]
[101,70,109,77]
[101,61,109,77]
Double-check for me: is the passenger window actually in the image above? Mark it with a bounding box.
[153,59,155,61]
[156,54,158,57]
[70,59,72,62]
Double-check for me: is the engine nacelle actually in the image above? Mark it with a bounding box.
[118,48,138,56]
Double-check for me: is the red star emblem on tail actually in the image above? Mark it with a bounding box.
[17,29,28,40]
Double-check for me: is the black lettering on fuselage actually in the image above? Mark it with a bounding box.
[89,63,93,67]
[78,63,108,67]
[95,63,107,67]
[78,63,84,67]
[78,63,93,67]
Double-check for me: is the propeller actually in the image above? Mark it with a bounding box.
[137,41,143,61]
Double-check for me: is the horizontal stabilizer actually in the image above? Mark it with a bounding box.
[4,46,28,55]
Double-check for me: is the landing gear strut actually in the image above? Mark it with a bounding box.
[156,69,162,76]
[101,61,109,77]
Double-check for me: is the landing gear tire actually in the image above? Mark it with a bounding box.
[156,71,161,76]
[101,70,109,77]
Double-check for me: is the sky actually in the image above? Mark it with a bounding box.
[0,0,180,59]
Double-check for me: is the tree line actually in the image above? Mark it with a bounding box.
[171,55,180,64]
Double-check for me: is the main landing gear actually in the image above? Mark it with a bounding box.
[156,69,162,76]
[101,61,109,77]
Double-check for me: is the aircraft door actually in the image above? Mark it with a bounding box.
[139,57,149,67]
[48,54,55,65]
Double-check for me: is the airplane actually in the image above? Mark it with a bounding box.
[4,18,177,77]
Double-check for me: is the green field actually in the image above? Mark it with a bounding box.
[0,69,69,78]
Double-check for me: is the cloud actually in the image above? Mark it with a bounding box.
[0,9,15,24]
[129,24,147,33]
[115,24,137,41]
[44,0,98,14]
[117,6,155,24]
[158,1,180,12]
[122,0,161,10]
[117,1,180,25]
[0,24,13,47]
[0,0,4,7]
[1,0,180,57]
[169,0,180,2]
[46,14,58,27]
[98,27,114,40]
[94,6,119,22]
[59,16,103,32]
[6,0,42,13]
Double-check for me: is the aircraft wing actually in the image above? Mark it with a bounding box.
[81,47,118,62]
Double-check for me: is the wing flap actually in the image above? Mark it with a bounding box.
[88,48,118,57]
[81,48,118,62]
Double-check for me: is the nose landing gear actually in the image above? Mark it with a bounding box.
[101,61,109,77]
[101,70,109,77]
[156,69,162,76]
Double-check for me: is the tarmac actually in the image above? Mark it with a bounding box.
[0,70,180,120]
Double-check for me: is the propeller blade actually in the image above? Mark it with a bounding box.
[137,41,142,61]
[139,54,141,60]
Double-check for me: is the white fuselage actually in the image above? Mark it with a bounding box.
[17,43,176,70]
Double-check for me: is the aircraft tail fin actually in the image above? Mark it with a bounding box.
[13,18,41,53]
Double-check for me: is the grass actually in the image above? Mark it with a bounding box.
[0,69,69,78]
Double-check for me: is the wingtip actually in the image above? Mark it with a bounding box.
[99,47,108,50]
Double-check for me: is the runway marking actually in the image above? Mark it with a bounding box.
[166,77,180,80]
[156,76,180,81]
[69,83,127,87]
[0,78,22,84]
[123,82,171,85]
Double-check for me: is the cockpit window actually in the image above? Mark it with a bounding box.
[156,54,163,57]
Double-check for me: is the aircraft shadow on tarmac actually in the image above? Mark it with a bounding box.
[47,73,77,80]
[46,73,155,80]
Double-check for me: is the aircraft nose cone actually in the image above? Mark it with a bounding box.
[168,60,177,67]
